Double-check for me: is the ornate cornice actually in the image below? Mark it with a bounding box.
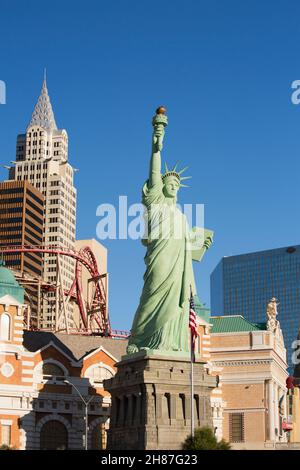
[213,359,273,367]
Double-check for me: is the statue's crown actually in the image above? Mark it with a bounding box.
[162,163,191,187]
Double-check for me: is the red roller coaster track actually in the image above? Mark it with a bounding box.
[0,245,129,339]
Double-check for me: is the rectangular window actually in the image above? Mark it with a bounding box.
[289,394,293,415]
[229,413,244,442]
[1,424,11,446]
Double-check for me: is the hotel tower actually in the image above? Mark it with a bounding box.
[10,77,77,330]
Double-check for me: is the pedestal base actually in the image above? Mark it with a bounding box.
[104,352,216,450]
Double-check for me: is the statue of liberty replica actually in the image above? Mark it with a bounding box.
[104,107,216,450]
[127,106,213,356]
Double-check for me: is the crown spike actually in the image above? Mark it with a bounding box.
[178,166,189,175]
[180,184,189,188]
[164,162,169,173]
[172,161,179,172]
[180,176,192,181]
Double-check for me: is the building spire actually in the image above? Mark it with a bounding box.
[27,72,57,131]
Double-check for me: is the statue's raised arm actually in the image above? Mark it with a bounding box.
[148,106,168,188]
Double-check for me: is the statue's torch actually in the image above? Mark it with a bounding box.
[152,106,168,152]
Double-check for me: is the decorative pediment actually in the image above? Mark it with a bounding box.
[0,294,23,307]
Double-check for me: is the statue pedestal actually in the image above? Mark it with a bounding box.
[103,352,216,450]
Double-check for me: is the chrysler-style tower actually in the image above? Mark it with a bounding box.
[11,75,77,330]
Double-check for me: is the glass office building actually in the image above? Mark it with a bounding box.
[211,245,300,370]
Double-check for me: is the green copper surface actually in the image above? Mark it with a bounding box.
[0,261,24,303]
[126,109,213,356]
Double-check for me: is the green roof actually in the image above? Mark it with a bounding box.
[210,315,266,333]
[0,261,24,303]
[0,264,17,285]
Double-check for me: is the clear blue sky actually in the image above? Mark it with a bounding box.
[0,1,299,331]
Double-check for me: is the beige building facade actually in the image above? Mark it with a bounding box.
[208,314,288,449]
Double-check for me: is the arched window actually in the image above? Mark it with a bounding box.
[40,420,68,450]
[42,363,65,377]
[85,364,113,386]
[36,361,66,383]
[0,313,11,341]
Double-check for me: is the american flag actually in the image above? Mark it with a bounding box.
[189,292,198,362]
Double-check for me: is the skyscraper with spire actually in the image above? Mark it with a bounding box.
[11,75,77,329]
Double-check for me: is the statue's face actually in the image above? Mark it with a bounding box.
[163,176,180,198]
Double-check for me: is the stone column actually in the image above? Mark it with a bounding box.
[274,383,279,440]
[127,395,133,427]
[156,393,163,424]
[268,380,275,442]
[176,394,185,422]
[170,393,177,426]
[281,388,287,442]
[185,395,191,426]
[145,384,156,426]
[119,397,124,427]
[136,392,142,426]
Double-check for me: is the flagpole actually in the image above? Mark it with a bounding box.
[190,285,195,442]
[190,329,195,441]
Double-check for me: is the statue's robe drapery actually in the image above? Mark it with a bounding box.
[128,178,196,353]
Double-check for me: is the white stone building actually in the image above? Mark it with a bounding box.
[11,77,77,330]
